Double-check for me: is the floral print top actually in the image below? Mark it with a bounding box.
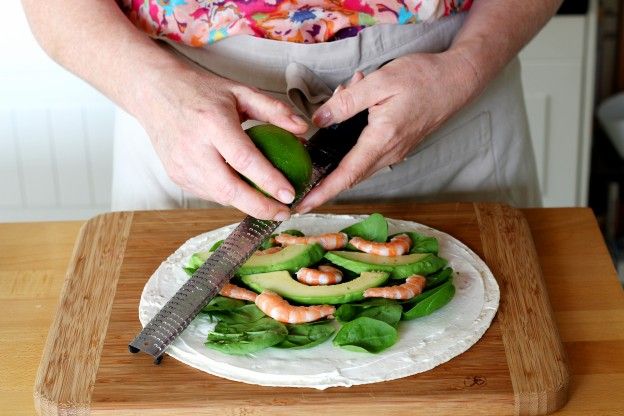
[118,0,471,45]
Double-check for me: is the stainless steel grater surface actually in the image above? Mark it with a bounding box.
[129,111,368,363]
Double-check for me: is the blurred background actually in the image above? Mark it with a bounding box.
[2,0,624,280]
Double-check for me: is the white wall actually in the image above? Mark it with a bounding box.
[0,2,115,222]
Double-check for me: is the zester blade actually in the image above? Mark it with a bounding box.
[129,110,368,363]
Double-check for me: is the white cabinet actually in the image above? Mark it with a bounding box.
[519,2,597,206]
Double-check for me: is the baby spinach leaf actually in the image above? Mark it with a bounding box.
[212,316,283,334]
[401,277,453,306]
[333,317,398,353]
[389,232,438,255]
[209,239,224,252]
[183,251,212,275]
[341,213,388,243]
[205,316,288,355]
[425,267,453,288]
[209,304,266,324]
[281,229,305,237]
[358,304,402,328]
[275,321,335,349]
[259,235,277,250]
[402,280,455,321]
[335,299,402,327]
[201,296,246,314]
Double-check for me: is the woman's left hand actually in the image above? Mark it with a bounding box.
[296,50,479,213]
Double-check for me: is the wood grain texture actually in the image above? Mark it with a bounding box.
[33,212,134,415]
[474,204,569,415]
[0,221,84,416]
[521,208,624,416]
[90,204,514,415]
[11,204,620,415]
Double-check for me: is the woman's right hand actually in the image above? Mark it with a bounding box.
[134,65,309,221]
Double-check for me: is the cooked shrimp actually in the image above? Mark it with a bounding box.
[255,246,283,256]
[219,283,258,302]
[255,290,335,323]
[349,234,412,256]
[363,275,426,300]
[274,232,348,250]
[296,265,343,285]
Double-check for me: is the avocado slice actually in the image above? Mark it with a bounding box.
[324,251,447,279]
[184,244,325,276]
[241,270,389,304]
[238,244,325,275]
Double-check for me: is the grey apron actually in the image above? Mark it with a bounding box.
[111,14,541,210]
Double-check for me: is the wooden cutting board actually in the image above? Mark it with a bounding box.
[34,203,569,416]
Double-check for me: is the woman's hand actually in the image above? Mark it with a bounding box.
[296,51,479,213]
[136,65,309,220]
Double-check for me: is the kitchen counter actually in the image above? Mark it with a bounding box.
[1,207,623,415]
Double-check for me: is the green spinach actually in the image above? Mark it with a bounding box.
[209,239,224,252]
[275,321,335,349]
[389,231,438,255]
[281,229,305,237]
[341,213,388,243]
[201,296,246,314]
[402,280,455,321]
[425,267,453,288]
[335,299,402,327]
[333,317,398,353]
[259,235,276,250]
[205,316,288,355]
[207,304,266,324]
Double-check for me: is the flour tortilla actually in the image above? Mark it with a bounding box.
[138,214,499,389]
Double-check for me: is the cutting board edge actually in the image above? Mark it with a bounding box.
[474,203,570,416]
[34,211,135,416]
[35,204,572,414]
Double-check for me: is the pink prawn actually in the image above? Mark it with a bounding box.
[349,234,412,256]
[255,290,335,323]
[219,283,258,302]
[363,275,426,300]
[274,232,348,250]
[296,265,343,285]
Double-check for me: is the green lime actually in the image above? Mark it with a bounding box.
[245,124,312,197]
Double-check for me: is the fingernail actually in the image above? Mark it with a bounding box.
[274,211,290,221]
[290,114,307,126]
[277,188,295,204]
[313,109,333,128]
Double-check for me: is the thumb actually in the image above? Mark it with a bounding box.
[312,74,385,127]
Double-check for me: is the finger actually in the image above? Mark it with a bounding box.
[332,71,363,96]
[295,125,383,212]
[232,86,309,135]
[347,71,365,86]
[185,148,291,221]
[212,115,297,205]
[312,72,390,127]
